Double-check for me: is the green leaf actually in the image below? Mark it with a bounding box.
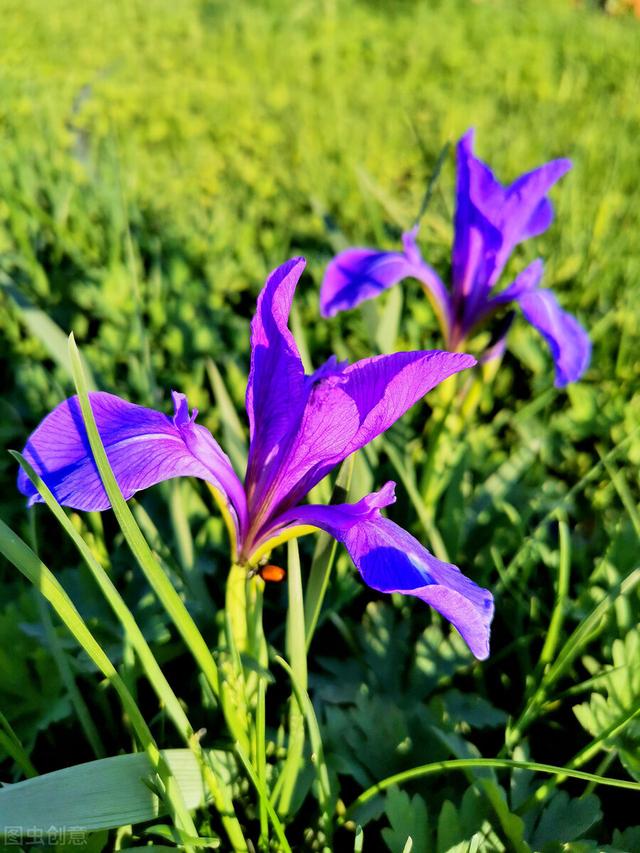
[0,749,205,831]
[438,689,508,730]
[381,787,430,853]
[530,792,602,850]
[436,791,497,853]
[573,627,640,779]
[612,826,640,851]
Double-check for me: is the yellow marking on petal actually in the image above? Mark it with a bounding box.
[248,525,318,568]
[206,482,238,561]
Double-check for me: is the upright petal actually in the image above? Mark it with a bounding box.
[495,159,572,283]
[245,258,307,494]
[18,391,248,537]
[255,350,476,520]
[517,288,591,387]
[320,228,451,332]
[452,129,505,302]
[272,483,493,660]
[452,129,571,309]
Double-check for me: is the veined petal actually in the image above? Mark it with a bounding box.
[259,350,476,518]
[517,288,591,387]
[273,483,493,660]
[453,129,571,306]
[320,247,413,317]
[320,228,451,331]
[495,158,572,283]
[17,391,248,536]
[452,129,505,302]
[245,258,307,497]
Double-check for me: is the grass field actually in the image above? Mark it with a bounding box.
[1,0,640,850]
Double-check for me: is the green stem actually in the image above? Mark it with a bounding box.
[342,758,640,822]
[277,540,307,818]
[537,515,571,668]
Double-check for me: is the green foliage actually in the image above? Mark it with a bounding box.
[574,627,640,779]
[382,787,430,853]
[1,0,640,848]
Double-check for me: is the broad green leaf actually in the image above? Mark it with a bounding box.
[0,749,205,831]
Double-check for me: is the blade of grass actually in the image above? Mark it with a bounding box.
[275,656,332,840]
[27,510,106,760]
[0,748,206,831]
[206,357,248,475]
[506,566,640,751]
[0,709,37,778]
[0,276,96,389]
[35,591,106,759]
[235,742,292,853]
[495,427,640,597]
[537,515,571,668]
[0,518,198,846]
[383,438,449,562]
[412,138,450,227]
[599,447,640,538]
[14,450,244,838]
[0,717,37,779]
[256,678,269,848]
[67,333,223,703]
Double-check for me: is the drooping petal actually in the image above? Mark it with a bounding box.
[245,258,307,496]
[320,228,451,331]
[18,391,248,536]
[272,483,493,660]
[254,350,476,520]
[517,288,591,387]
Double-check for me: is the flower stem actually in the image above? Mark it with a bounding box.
[277,540,307,817]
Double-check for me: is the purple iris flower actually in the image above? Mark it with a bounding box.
[17,258,493,659]
[320,129,591,388]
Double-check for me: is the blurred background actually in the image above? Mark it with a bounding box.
[1,0,638,496]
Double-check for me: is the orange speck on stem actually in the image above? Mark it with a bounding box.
[259,564,286,583]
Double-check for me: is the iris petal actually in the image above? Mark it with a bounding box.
[320,228,450,330]
[18,391,247,536]
[518,288,591,387]
[453,128,571,306]
[261,349,476,518]
[273,483,493,660]
[245,258,307,500]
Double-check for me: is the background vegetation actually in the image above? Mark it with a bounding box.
[1,0,639,850]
